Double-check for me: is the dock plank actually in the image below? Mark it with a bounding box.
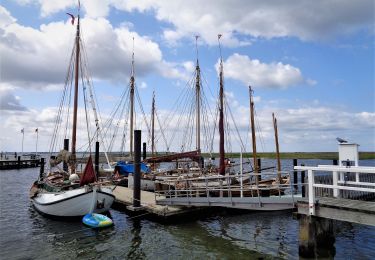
[297,197,375,226]
[112,186,196,217]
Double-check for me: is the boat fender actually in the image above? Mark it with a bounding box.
[69,173,79,182]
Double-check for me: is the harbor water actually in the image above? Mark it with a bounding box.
[1,159,374,259]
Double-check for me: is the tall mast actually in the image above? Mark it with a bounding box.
[151,91,155,158]
[218,35,225,176]
[195,36,201,152]
[273,112,282,181]
[71,14,80,174]
[249,86,259,184]
[129,37,135,158]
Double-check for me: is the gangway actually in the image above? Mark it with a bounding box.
[154,172,301,211]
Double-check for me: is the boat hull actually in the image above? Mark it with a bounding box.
[32,186,115,217]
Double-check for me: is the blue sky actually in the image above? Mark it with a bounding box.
[0,0,374,153]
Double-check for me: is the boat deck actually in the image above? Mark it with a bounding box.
[112,186,200,217]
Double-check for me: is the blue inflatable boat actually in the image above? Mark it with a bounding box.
[82,213,113,228]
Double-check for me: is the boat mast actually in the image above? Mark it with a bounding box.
[195,36,201,152]
[273,113,282,181]
[151,91,155,158]
[71,14,80,174]
[218,35,225,176]
[249,86,259,184]
[129,37,135,158]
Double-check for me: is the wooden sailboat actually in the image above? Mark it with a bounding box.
[30,11,114,217]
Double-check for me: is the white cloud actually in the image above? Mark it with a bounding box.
[0,8,190,90]
[13,1,373,46]
[219,53,305,89]
[0,88,28,111]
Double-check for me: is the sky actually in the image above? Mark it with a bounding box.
[0,0,374,153]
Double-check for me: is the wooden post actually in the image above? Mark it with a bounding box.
[17,156,21,169]
[301,164,306,197]
[257,158,261,181]
[142,142,146,160]
[299,215,335,258]
[293,159,298,192]
[63,139,69,172]
[133,130,141,208]
[95,141,100,179]
[39,157,45,180]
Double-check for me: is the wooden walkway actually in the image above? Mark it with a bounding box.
[112,186,199,217]
[0,158,40,170]
[297,197,375,226]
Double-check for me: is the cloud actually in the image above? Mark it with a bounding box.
[0,88,28,111]
[219,53,306,89]
[0,8,190,91]
[13,1,373,46]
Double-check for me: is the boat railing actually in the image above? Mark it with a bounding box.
[294,165,375,216]
[154,171,294,201]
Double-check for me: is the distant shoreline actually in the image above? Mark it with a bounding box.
[202,152,375,160]
[2,151,374,160]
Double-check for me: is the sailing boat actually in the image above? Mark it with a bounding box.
[30,11,114,217]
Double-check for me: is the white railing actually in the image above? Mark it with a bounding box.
[294,165,375,215]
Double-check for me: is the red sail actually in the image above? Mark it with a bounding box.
[80,156,96,186]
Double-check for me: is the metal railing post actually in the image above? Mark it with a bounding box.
[333,171,339,198]
[308,169,315,215]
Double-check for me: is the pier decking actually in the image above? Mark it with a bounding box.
[112,186,200,217]
[294,165,375,226]
[0,157,40,170]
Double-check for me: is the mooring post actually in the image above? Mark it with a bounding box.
[293,159,298,192]
[257,158,262,181]
[133,130,141,208]
[63,139,69,172]
[142,142,146,161]
[17,156,21,169]
[95,141,100,180]
[299,215,335,258]
[301,164,306,197]
[39,157,45,180]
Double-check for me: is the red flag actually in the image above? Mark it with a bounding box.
[66,13,75,25]
[80,156,97,186]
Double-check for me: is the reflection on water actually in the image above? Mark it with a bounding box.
[0,160,374,259]
[127,219,145,259]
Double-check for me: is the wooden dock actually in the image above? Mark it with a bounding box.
[0,157,40,170]
[294,165,375,226]
[297,197,375,226]
[112,186,200,217]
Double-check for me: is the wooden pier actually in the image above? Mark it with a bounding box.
[112,186,201,217]
[294,165,375,226]
[0,156,40,170]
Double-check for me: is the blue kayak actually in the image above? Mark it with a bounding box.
[82,213,113,228]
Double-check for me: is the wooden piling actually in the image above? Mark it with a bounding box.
[133,130,141,208]
[257,158,261,181]
[95,141,100,179]
[142,142,146,160]
[293,159,298,191]
[301,164,306,197]
[63,139,69,172]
